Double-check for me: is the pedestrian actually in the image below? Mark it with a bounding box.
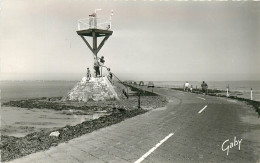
[89,12,97,28]
[184,81,190,91]
[86,68,91,81]
[201,81,208,95]
[106,24,110,30]
[99,56,105,65]
[107,68,113,82]
[93,59,100,77]
[98,56,105,76]
[190,85,193,92]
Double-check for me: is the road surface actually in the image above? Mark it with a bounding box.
[7,88,260,163]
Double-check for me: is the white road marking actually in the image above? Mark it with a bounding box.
[198,105,208,114]
[134,133,174,163]
[197,97,206,101]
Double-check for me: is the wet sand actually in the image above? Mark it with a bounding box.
[0,82,168,162]
[1,107,107,137]
[1,95,167,162]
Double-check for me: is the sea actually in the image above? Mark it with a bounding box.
[0,81,77,103]
[0,80,97,137]
[0,80,260,102]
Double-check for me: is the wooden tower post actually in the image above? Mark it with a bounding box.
[77,29,112,72]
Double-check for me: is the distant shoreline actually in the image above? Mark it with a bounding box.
[1,80,260,82]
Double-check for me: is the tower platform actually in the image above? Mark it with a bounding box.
[77,29,113,37]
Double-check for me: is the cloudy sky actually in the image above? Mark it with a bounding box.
[1,0,260,81]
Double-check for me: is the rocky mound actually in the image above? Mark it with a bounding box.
[62,76,119,102]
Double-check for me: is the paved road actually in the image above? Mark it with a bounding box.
[7,88,260,163]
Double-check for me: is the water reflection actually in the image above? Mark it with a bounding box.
[1,107,109,137]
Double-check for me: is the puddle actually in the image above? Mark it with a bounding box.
[1,107,109,137]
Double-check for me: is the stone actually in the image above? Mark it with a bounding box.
[49,131,60,137]
[62,76,119,102]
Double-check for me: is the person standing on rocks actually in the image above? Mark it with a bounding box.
[86,68,91,81]
[107,68,113,83]
[94,58,100,77]
[98,56,105,76]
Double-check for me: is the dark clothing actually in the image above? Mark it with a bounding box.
[99,58,105,64]
[201,82,208,94]
[94,66,100,77]
[201,83,208,89]
[94,58,100,77]
[89,13,96,17]
[109,72,113,80]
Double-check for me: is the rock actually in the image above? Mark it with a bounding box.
[62,76,119,102]
[49,131,60,137]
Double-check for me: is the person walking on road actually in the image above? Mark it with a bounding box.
[201,81,208,95]
[184,81,190,91]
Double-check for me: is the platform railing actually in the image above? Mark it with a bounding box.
[77,18,111,31]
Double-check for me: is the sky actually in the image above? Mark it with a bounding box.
[1,0,260,81]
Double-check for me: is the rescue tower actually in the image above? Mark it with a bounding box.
[62,9,121,102]
[77,9,114,76]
